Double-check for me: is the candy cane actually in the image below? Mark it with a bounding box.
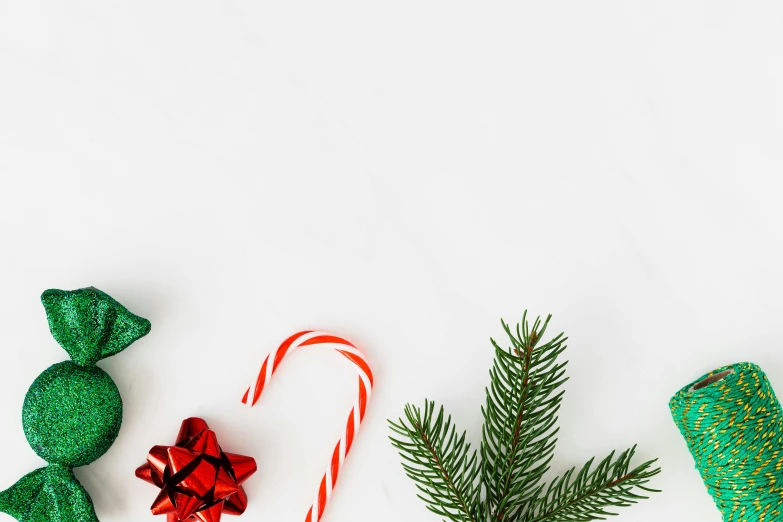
[241,330,374,522]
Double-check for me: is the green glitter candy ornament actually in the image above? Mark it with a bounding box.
[0,288,151,522]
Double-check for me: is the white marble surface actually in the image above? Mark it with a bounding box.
[2,2,783,521]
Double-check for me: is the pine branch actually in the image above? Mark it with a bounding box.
[523,446,661,522]
[389,401,483,522]
[481,313,568,522]
[389,313,661,522]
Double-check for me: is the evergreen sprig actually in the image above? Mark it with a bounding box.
[389,402,484,522]
[389,313,660,522]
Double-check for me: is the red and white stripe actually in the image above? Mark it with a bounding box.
[241,331,374,522]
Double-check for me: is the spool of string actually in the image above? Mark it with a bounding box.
[670,362,783,522]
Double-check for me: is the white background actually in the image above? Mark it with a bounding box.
[1,2,782,521]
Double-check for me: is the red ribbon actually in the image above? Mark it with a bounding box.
[136,418,257,522]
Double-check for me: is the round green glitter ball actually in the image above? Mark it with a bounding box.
[22,361,123,468]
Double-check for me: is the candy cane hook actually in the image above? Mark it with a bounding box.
[241,331,374,522]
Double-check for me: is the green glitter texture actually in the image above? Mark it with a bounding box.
[0,288,150,522]
[0,466,98,522]
[23,362,123,467]
[42,288,151,366]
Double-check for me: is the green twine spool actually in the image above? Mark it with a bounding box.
[670,362,783,522]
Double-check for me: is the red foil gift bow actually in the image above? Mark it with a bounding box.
[136,418,257,522]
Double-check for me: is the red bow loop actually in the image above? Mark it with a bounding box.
[136,418,257,521]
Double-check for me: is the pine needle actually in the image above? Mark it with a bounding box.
[389,313,660,522]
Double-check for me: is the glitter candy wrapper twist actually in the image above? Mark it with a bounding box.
[136,417,257,522]
[0,287,151,522]
[241,331,374,522]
